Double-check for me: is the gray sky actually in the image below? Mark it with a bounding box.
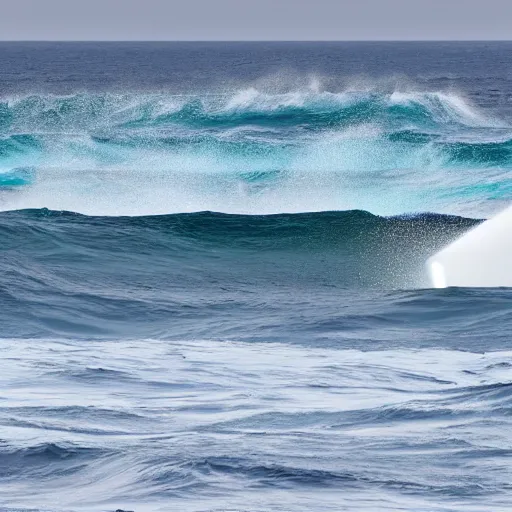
[1,0,512,41]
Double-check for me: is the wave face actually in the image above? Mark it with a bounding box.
[0,208,481,340]
[0,86,511,218]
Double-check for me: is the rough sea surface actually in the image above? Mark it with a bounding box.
[1,42,512,512]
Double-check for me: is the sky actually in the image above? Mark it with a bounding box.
[1,0,512,41]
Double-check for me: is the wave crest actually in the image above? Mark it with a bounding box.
[0,88,492,131]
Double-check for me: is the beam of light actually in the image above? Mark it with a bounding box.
[429,260,447,289]
[427,205,512,288]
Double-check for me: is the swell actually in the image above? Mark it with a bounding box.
[0,209,487,342]
[0,207,477,254]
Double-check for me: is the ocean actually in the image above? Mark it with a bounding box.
[1,42,512,512]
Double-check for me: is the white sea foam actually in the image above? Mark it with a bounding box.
[2,337,512,511]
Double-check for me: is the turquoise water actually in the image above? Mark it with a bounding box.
[0,88,511,217]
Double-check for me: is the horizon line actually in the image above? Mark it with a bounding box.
[1,39,512,43]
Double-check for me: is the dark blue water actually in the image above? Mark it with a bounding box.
[1,42,512,512]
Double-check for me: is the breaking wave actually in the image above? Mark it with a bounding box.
[0,87,509,218]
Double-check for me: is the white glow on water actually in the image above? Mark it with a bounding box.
[429,261,447,289]
[428,205,512,288]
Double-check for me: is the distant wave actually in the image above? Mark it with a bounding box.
[0,89,495,130]
[0,87,509,218]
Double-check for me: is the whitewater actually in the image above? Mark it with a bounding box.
[1,42,512,512]
[0,87,509,217]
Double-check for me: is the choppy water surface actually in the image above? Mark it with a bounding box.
[1,42,512,511]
